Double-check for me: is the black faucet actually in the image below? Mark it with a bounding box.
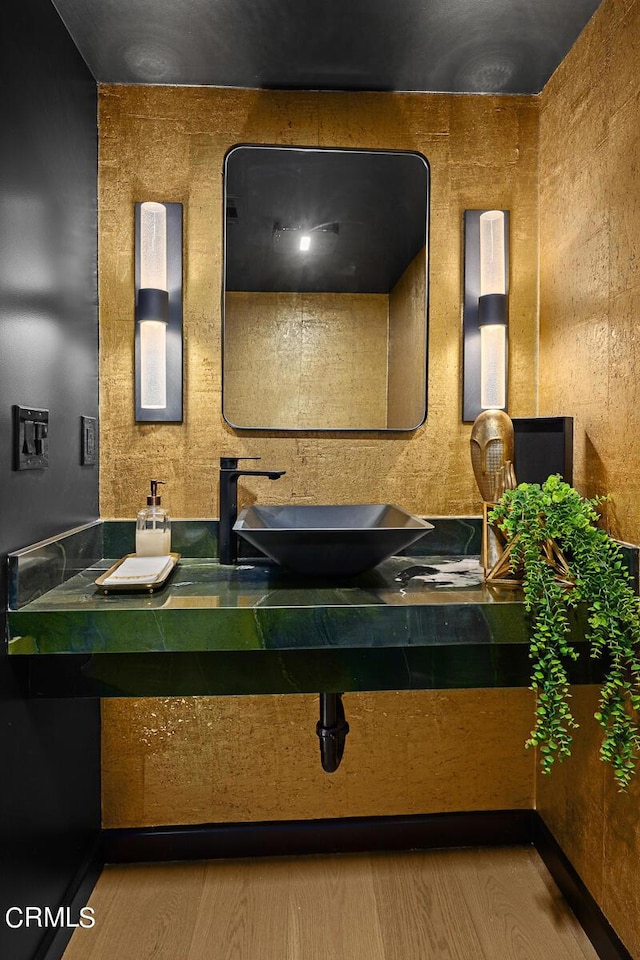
[218,456,285,564]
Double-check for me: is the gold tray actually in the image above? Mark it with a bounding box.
[94,552,181,594]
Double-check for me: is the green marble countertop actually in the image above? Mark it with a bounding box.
[6,520,607,697]
[8,554,529,656]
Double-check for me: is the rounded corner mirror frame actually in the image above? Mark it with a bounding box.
[222,144,430,433]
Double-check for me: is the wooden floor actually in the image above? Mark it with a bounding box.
[63,846,599,960]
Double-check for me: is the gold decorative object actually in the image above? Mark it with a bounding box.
[470,409,518,576]
[484,531,573,587]
[470,409,516,501]
[471,411,573,587]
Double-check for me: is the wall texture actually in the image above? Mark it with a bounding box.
[539,0,640,545]
[98,84,540,830]
[387,250,427,429]
[537,687,640,959]
[224,291,389,429]
[538,0,640,956]
[102,690,535,828]
[98,84,539,519]
[0,1,101,958]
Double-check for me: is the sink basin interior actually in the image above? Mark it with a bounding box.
[233,504,434,577]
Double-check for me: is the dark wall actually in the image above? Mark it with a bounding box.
[0,2,100,959]
[0,0,99,554]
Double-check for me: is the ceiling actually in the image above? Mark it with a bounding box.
[51,0,602,95]
[225,146,429,294]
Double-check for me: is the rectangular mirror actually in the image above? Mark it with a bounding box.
[222,145,429,431]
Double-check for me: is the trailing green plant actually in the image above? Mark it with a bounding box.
[490,475,640,789]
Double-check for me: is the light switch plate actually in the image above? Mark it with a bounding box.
[13,405,49,470]
[81,416,97,466]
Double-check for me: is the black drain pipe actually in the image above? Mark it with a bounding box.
[317,693,349,773]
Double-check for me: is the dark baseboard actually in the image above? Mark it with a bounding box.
[35,836,104,960]
[534,816,633,960]
[99,811,633,960]
[103,809,535,863]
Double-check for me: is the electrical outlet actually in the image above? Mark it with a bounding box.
[81,416,97,466]
[13,406,49,470]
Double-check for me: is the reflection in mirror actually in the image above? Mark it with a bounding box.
[222,145,429,431]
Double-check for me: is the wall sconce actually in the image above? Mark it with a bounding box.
[462,209,509,422]
[134,201,183,422]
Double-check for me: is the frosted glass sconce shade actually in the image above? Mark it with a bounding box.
[134,201,183,422]
[140,320,167,409]
[462,209,509,421]
[479,210,505,296]
[140,202,167,290]
[480,323,506,409]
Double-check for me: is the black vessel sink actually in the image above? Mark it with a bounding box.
[233,504,434,577]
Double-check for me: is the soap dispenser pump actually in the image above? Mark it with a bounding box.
[136,479,171,556]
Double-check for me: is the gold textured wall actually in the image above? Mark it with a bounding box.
[224,291,389,429]
[102,690,535,828]
[536,687,640,959]
[539,0,640,544]
[387,249,427,429]
[538,0,640,956]
[98,86,539,832]
[99,84,539,519]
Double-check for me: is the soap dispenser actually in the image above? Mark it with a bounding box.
[136,480,171,556]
